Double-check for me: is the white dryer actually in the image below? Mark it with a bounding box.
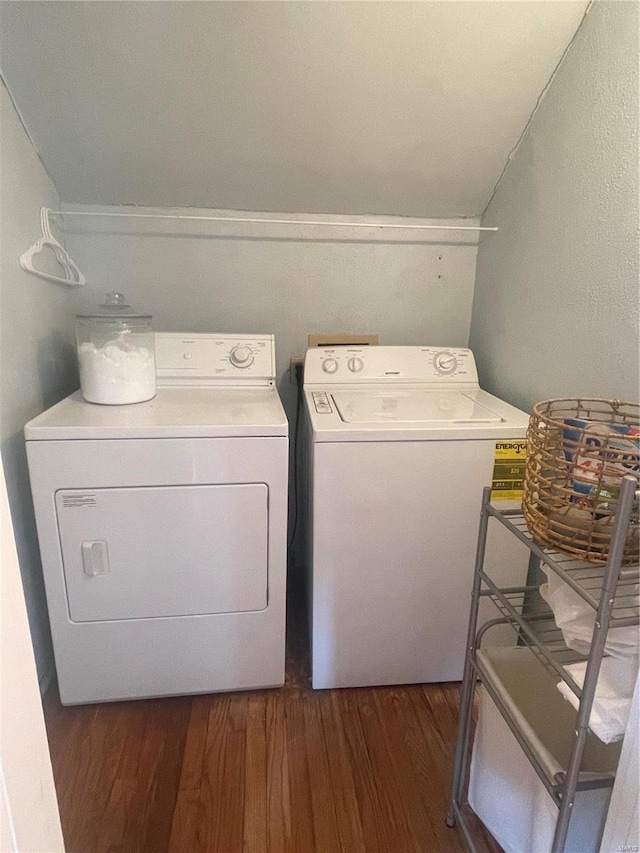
[25,333,288,705]
[304,345,530,689]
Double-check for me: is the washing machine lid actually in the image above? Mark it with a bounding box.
[24,387,288,440]
[305,386,529,442]
[332,388,504,424]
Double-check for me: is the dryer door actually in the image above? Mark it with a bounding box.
[55,484,268,621]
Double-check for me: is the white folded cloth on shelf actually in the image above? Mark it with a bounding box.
[557,655,639,744]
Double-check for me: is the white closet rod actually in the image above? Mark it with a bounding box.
[49,210,498,232]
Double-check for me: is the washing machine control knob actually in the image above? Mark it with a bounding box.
[347,357,364,373]
[229,345,254,368]
[433,351,458,375]
[322,358,339,374]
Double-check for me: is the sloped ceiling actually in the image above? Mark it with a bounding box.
[0,1,588,217]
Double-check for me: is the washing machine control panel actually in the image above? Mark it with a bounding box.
[156,333,276,385]
[304,346,478,384]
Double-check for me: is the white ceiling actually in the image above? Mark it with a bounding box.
[0,1,589,217]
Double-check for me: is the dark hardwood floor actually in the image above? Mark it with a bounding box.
[43,582,500,853]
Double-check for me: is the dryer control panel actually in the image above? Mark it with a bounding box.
[156,333,275,386]
[304,346,479,385]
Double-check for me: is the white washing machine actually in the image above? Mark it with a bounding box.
[304,345,530,689]
[25,333,288,705]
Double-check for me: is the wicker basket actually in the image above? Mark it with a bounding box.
[522,398,639,564]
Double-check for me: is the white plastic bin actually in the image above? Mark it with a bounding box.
[468,647,620,853]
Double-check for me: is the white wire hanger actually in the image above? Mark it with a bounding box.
[20,207,85,287]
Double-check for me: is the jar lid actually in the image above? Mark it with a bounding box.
[76,292,152,320]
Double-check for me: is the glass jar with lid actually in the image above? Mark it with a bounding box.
[76,292,156,404]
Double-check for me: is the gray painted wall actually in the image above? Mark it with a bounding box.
[0,1,588,216]
[470,0,639,413]
[0,81,79,687]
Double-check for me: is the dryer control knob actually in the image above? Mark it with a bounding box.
[347,357,364,373]
[230,345,254,367]
[322,358,339,374]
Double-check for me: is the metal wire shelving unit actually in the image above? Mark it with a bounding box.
[447,474,639,853]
